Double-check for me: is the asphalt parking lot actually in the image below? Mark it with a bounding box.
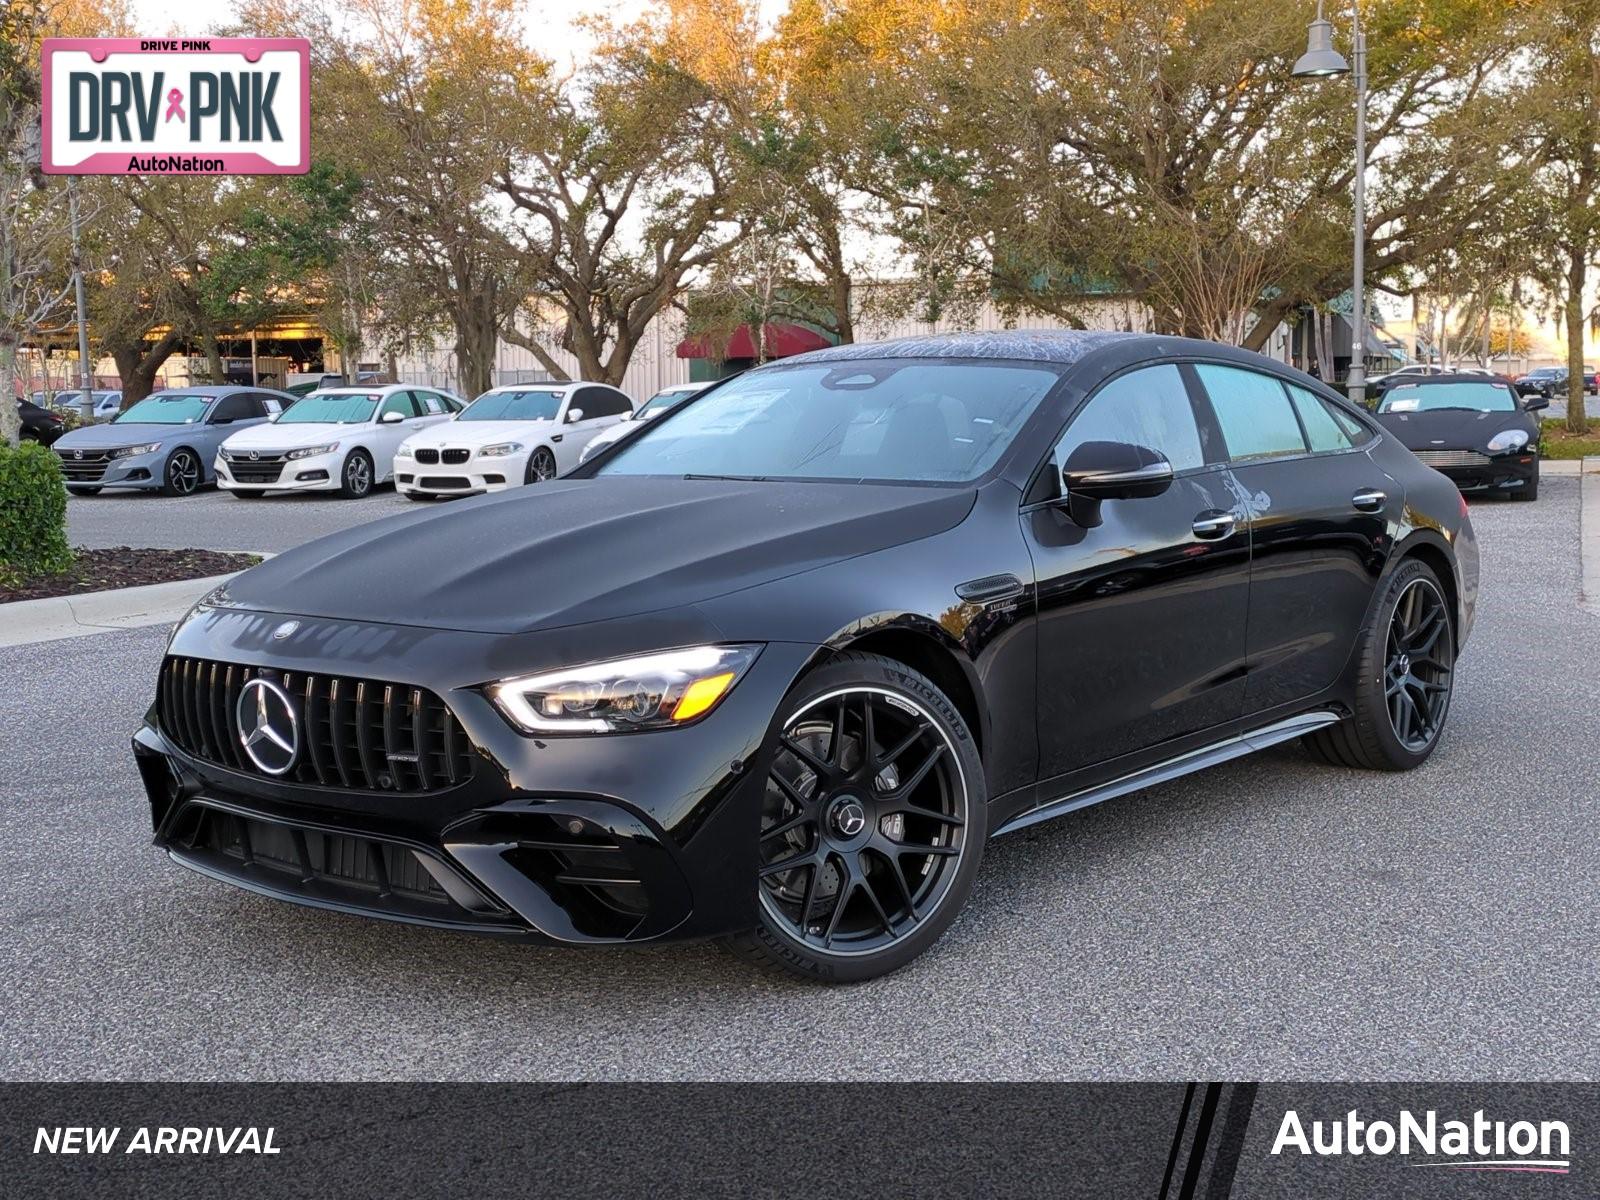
[5,479,1598,1082]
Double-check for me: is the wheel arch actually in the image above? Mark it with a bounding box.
[802,617,988,761]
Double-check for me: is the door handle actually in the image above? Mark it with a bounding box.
[1352,488,1387,513]
[1191,510,1235,540]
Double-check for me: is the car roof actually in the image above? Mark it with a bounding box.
[313,384,405,395]
[147,385,256,397]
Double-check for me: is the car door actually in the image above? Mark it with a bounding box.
[1023,362,1252,783]
[413,391,456,430]
[555,386,629,472]
[371,390,425,474]
[1191,363,1397,714]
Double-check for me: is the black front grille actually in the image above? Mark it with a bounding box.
[57,449,111,481]
[164,803,515,927]
[158,656,475,793]
[441,448,470,465]
[420,476,473,489]
[414,448,440,464]
[229,462,285,483]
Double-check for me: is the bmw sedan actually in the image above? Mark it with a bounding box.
[578,381,708,465]
[1373,374,1545,500]
[135,331,1478,982]
[395,381,633,499]
[51,387,289,496]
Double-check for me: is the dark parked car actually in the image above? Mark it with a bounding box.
[17,397,66,445]
[1514,365,1596,398]
[50,385,294,496]
[1374,373,1544,501]
[136,331,1478,981]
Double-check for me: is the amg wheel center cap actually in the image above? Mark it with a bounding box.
[829,797,868,839]
[237,678,299,775]
[1397,653,1411,673]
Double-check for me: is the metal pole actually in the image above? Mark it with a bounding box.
[67,178,94,420]
[1348,2,1368,406]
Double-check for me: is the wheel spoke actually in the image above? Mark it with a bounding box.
[874,720,929,772]
[888,802,964,828]
[887,743,945,800]
[879,849,921,924]
[768,767,811,810]
[779,735,835,781]
[858,872,896,936]
[896,841,959,858]
[758,849,815,878]
[829,698,848,767]
[798,860,822,928]
[822,871,855,947]
[759,811,811,843]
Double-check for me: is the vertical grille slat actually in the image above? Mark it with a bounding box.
[156,656,473,794]
[412,688,432,792]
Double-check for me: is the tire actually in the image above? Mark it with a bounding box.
[337,449,374,498]
[525,447,558,484]
[1512,462,1539,502]
[1304,557,1455,771]
[719,652,987,983]
[230,489,264,499]
[160,447,202,497]
[67,486,101,496]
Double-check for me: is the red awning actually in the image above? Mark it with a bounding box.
[676,322,831,360]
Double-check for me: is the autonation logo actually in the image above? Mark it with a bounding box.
[1272,1108,1571,1175]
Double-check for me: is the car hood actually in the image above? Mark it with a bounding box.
[219,476,977,635]
[1376,408,1533,451]
[403,420,550,449]
[52,422,198,450]
[222,421,356,450]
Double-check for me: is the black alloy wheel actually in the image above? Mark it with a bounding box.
[723,653,986,982]
[526,447,558,484]
[339,450,374,498]
[162,449,201,496]
[1304,557,1455,771]
[1383,576,1454,752]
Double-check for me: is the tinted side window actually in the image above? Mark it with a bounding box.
[576,386,630,418]
[209,394,256,423]
[1196,365,1307,461]
[1057,364,1205,473]
[380,391,420,419]
[419,393,445,415]
[1288,384,1356,452]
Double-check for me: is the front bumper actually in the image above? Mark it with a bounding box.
[135,608,818,946]
[59,447,166,490]
[394,453,519,497]
[1430,452,1538,494]
[217,452,338,492]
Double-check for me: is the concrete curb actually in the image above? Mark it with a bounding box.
[0,554,270,649]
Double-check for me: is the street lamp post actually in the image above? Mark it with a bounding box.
[1294,1,1368,405]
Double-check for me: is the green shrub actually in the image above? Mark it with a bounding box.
[0,440,73,587]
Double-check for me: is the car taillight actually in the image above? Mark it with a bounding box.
[1458,492,1469,519]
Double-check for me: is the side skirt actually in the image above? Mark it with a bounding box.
[993,710,1341,838]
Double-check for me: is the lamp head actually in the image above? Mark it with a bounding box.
[1293,17,1351,77]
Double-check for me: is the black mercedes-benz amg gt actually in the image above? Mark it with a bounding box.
[135,331,1479,982]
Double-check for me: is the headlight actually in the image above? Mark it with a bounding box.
[476,442,523,458]
[112,441,161,458]
[287,442,338,460]
[490,644,761,733]
[1486,429,1530,453]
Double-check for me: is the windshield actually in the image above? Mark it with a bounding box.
[598,360,1060,484]
[636,388,698,419]
[276,393,381,424]
[458,389,563,422]
[113,394,211,425]
[1378,382,1518,414]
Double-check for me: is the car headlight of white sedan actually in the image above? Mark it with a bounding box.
[287,442,339,460]
[476,443,523,458]
[1486,429,1530,453]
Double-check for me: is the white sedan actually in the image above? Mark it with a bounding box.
[393,381,633,500]
[577,380,708,465]
[215,385,463,498]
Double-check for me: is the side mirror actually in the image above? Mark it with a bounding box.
[565,408,584,424]
[380,410,405,424]
[1060,440,1173,528]
[1523,394,1549,412]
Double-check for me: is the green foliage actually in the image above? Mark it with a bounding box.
[0,441,72,587]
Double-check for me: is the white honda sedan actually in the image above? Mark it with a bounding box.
[393,381,633,500]
[215,385,463,498]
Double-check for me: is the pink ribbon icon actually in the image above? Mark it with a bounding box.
[164,88,185,123]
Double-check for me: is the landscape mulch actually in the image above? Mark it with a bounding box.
[1,547,260,604]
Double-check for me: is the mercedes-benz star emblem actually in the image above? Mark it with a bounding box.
[272,620,299,640]
[237,678,299,775]
[831,798,867,838]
